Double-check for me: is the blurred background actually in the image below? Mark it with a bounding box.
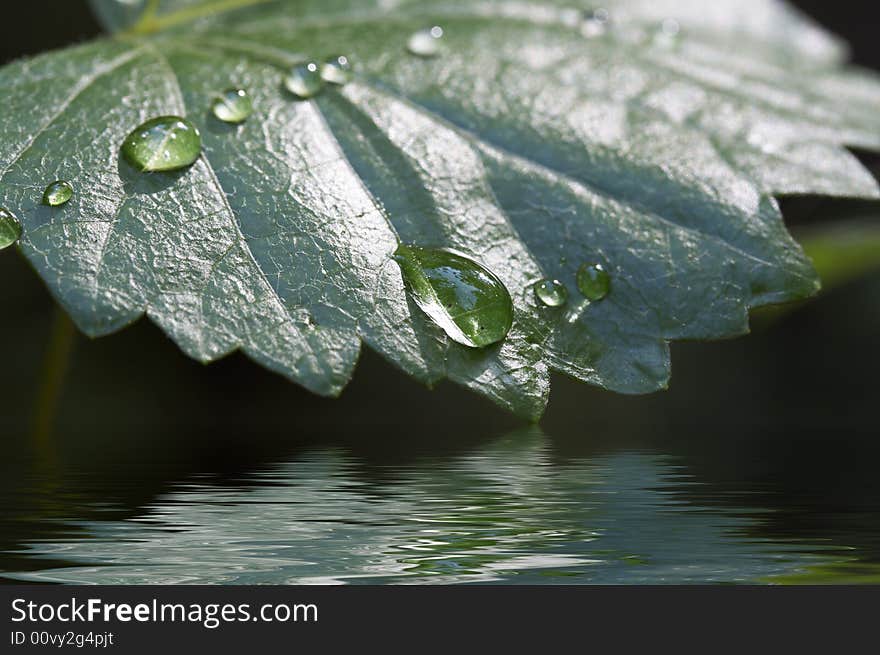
[1,1,879,584]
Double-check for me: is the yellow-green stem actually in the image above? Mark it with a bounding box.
[31,307,77,451]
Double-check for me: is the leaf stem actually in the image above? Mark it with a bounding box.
[127,0,273,35]
[31,307,77,448]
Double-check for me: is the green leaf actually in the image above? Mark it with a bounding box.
[751,216,880,326]
[3,0,880,419]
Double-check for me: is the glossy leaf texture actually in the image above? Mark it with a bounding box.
[3,0,880,419]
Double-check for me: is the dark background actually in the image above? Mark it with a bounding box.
[1,1,879,582]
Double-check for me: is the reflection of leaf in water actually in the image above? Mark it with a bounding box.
[1,429,847,585]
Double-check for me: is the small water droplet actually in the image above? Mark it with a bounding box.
[654,18,681,47]
[121,116,201,172]
[0,207,22,250]
[42,180,74,207]
[533,279,568,307]
[407,26,444,57]
[284,61,324,98]
[212,88,253,124]
[661,18,681,35]
[576,263,611,301]
[321,55,352,85]
[394,244,513,348]
[581,7,610,37]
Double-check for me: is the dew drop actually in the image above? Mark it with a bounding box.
[576,263,611,301]
[533,279,568,307]
[321,55,352,85]
[407,26,444,57]
[0,207,22,250]
[394,244,513,348]
[284,61,324,98]
[581,7,610,37]
[212,88,253,124]
[661,18,681,35]
[121,116,201,172]
[42,180,74,207]
[654,18,681,47]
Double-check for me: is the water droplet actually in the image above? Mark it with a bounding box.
[394,244,513,348]
[654,18,681,47]
[0,207,22,250]
[533,279,568,307]
[321,55,352,85]
[284,61,324,98]
[581,7,610,37]
[576,263,611,301]
[212,88,253,124]
[42,180,74,207]
[407,26,444,57]
[661,18,681,35]
[121,116,201,172]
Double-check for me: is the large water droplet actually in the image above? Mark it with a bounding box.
[321,55,352,85]
[42,180,74,207]
[394,244,514,348]
[407,26,444,57]
[576,263,611,301]
[0,207,22,250]
[212,88,253,124]
[284,61,324,98]
[121,116,201,172]
[581,7,610,37]
[533,279,568,307]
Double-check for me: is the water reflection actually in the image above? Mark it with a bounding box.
[1,429,865,585]
[2,245,880,585]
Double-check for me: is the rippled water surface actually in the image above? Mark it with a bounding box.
[3,428,878,585]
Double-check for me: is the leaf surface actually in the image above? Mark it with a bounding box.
[3,0,880,418]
